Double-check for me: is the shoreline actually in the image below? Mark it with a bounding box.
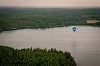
[0,25,99,33]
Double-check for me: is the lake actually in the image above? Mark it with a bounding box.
[0,26,100,66]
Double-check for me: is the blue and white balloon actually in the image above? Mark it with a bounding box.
[72,27,77,32]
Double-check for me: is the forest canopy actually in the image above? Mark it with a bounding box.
[0,45,76,66]
[0,7,100,32]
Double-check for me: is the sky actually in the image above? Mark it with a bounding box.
[0,0,100,7]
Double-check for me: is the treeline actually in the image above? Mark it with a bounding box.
[0,45,76,66]
[0,7,100,32]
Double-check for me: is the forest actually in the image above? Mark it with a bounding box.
[0,7,100,32]
[0,45,76,66]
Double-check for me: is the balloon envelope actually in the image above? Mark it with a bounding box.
[72,27,77,32]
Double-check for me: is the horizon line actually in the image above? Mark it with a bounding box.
[0,6,100,8]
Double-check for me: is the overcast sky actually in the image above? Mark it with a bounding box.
[0,0,100,7]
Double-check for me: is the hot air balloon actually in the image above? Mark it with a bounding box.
[72,27,77,32]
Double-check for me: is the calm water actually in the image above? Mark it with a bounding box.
[0,26,100,66]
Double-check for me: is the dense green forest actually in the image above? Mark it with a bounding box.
[0,45,76,66]
[0,7,100,32]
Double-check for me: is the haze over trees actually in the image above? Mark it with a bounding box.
[0,7,100,32]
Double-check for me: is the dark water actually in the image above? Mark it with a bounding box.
[0,26,100,66]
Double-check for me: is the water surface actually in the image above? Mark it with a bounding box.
[0,26,100,66]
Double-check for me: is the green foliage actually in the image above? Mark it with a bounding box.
[0,7,100,32]
[0,45,76,66]
[95,22,100,27]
